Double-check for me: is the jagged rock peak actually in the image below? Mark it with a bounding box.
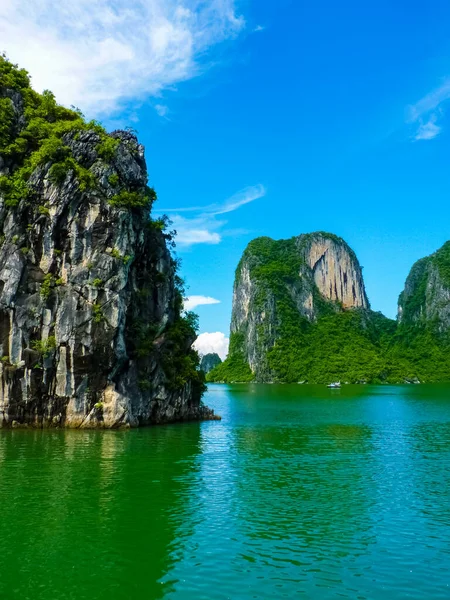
[0,55,214,428]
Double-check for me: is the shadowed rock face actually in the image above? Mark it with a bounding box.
[231,232,369,378]
[0,87,213,428]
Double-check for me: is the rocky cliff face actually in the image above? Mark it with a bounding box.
[300,234,368,311]
[0,57,213,428]
[229,232,369,379]
[398,241,450,333]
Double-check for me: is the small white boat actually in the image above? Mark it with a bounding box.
[327,381,341,389]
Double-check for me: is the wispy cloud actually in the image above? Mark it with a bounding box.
[157,184,266,246]
[184,296,220,311]
[407,78,450,141]
[414,116,442,141]
[155,104,169,118]
[210,185,266,215]
[193,332,229,359]
[163,184,266,215]
[0,0,245,116]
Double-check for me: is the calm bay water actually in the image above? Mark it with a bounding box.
[1,384,450,599]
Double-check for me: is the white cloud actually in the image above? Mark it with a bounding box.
[184,295,220,311]
[414,116,442,141]
[0,0,245,116]
[407,78,450,141]
[171,215,223,245]
[253,25,265,32]
[193,332,229,359]
[157,184,266,246]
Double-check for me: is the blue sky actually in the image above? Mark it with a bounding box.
[3,0,450,357]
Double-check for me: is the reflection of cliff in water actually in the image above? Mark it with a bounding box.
[0,425,202,600]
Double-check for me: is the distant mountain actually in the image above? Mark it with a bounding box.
[200,353,222,374]
[208,232,450,384]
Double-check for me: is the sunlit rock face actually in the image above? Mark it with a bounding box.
[300,234,368,310]
[0,87,211,429]
[231,232,369,380]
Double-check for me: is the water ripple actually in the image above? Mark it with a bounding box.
[1,385,450,599]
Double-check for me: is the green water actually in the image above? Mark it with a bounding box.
[1,384,450,599]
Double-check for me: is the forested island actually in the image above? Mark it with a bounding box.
[208,233,450,384]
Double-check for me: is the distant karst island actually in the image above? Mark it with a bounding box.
[200,353,222,374]
[208,232,450,384]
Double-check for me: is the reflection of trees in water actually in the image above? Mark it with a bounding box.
[232,421,376,565]
[0,425,202,600]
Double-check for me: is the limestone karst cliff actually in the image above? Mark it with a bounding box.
[398,241,450,332]
[301,233,368,311]
[0,56,214,428]
[220,232,377,382]
[391,241,450,381]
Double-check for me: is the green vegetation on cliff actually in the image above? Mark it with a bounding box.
[208,311,411,384]
[389,328,450,382]
[398,241,450,325]
[390,241,450,381]
[264,310,403,384]
[206,333,254,382]
[433,241,450,287]
[0,54,155,210]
